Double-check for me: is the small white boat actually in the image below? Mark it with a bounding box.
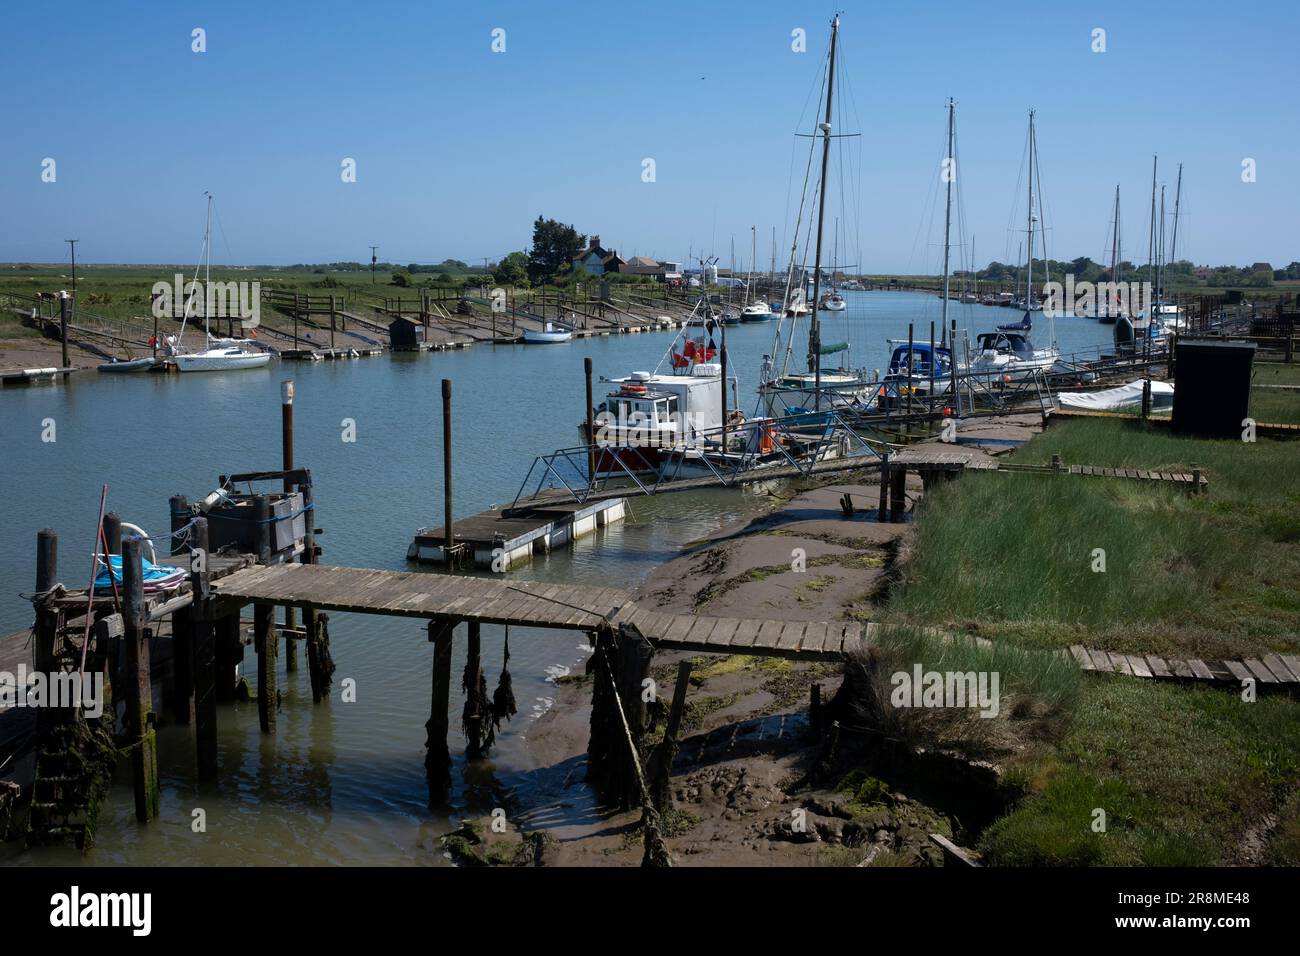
[1058,380,1173,412]
[819,292,847,312]
[741,301,774,321]
[522,322,572,344]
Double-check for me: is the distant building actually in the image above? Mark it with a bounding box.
[573,236,624,275]
[1250,262,1274,274]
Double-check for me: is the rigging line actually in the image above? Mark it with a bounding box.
[1004,130,1030,265]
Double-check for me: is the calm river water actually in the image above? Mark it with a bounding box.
[0,291,1112,865]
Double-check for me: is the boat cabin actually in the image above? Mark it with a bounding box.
[885,343,953,379]
[975,330,1036,359]
[595,367,731,447]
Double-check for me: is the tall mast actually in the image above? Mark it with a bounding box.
[1025,111,1035,312]
[941,97,954,342]
[1158,185,1166,309]
[1170,162,1183,266]
[807,14,838,409]
[204,192,213,340]
[1147,155,1157,311]
[1110,184,1121,313]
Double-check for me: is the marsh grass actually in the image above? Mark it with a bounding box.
[982,677,1300,865]
[891,419,1300,656]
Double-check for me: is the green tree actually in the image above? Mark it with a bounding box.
[527,216,585,284]
[494,251,529,287]
[392,271,413,288]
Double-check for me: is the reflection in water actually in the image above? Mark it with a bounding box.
[1,293,1112,865]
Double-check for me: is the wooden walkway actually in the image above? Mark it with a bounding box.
[1070,645,1300,686]
[890,447,1208,491]
[211,563,863,662]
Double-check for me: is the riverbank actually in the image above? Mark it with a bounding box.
[464,402,1300,868]
[492,415,1041,866]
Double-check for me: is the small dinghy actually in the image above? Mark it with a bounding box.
[97,357,157,373]
[522,322,573,344]
[1057,379,1174,413]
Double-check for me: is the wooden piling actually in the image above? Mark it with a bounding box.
[101,512,122,555]
[648,659,692,812]
[189,517,218,780]
[425,619,454,797]
[878,453,889,521]
[584,357,596,482]
[122,536,159,822]
[34,529,58,675]
[441,378,454,561]
[464,620,483,758]
[254,494,272,564]
[889,464,908,521]
[281,381,298,673]
[254,602,277,734]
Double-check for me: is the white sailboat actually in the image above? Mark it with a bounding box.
[172,193,271,372]
[741,225,774,321]
[969,111,1059,382]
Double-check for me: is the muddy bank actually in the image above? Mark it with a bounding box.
[512,415,1041,866]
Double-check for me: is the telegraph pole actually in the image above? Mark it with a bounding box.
[65,239,79,325]
[370,245,379,285]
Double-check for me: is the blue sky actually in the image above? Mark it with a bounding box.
[2,0,1295,272]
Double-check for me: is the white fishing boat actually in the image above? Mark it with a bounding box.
[522,322,572,343]
[741,301,774,321]
[172,193,271,373]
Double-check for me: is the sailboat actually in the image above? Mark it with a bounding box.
[969,111,1059,382]
[1097,185,1125,324]
[741,225,775,321]
[759,15,868,415]
[818,220,847,312]
[172,193,271,372]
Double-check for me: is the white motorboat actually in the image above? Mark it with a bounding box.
[819,292,847,312]
[522,322,573,343]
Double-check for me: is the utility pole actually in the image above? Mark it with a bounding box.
[370,245,379,285]
[65,239,79,326]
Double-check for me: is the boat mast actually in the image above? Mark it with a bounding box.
[1110,185,1121,313]
[1025,110,1035,315]
[1170,162,1183,266]
[941,98,954,343]
[203,192,213,342]
[808,14,839,409]
[1147,155,1157,316]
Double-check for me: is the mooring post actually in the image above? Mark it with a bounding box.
[878,452,890,521]
[169,495,189,556]
[59,290,70,368]
[441,378,454,564]
[281,380,298,673]
[122,536,159,822]
[810,683,823,736]
[465,620,484,758]
[255,602,277,734]
[101,512,122,556]
[425,619,454,798]
[649,659,692,812]
[34,528,58,676]
[301,479,328,703]
[890,464,908,521]
[189,517,218,780]
[254,493,272,565]
[584,357,596,483]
